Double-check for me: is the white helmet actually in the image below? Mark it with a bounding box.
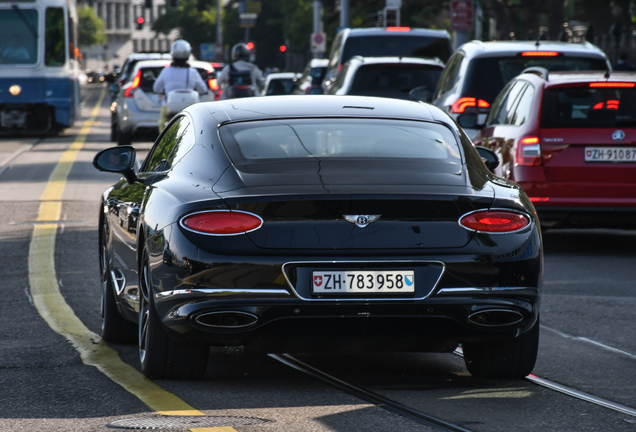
[170,39,191,60]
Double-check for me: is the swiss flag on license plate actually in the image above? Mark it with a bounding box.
[314,275,323,287]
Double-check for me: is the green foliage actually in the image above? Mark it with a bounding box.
[78,5,106,47]
[152,0,219,56]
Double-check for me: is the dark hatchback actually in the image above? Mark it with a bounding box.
[94,96,542,380]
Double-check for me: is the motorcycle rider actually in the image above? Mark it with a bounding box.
[217,42,265,99]
[153,39,208,132]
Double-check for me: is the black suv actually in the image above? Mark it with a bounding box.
[322,27,452,94]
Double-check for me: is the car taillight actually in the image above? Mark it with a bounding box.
[593,100,619,109]
[451,97,490,113]
[124,70,142,98]
[386,26,411,31]
[516,136,542,166]
[590,82,636,88]
[520,51,560,57]
[459,210,530,233]
[530,197,550,202]
[180,210,263,235]
[208,78,219,91]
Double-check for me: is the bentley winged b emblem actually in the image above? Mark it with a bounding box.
[343,214,381,228]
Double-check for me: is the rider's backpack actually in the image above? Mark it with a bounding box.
[226,64,256,99]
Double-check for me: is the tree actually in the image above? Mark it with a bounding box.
[78,6,106,47]
[152,0,219,57]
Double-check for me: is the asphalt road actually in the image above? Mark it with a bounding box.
[0,84,634,432]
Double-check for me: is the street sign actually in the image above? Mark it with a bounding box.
[199,43,215,61]
[311,32,326,53]
[240,12,257,28]
[450,0,473,32]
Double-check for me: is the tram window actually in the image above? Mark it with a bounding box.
[45,8,66,66]
[0,9,38,65]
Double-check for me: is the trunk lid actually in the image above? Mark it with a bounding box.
[541,128,636,184]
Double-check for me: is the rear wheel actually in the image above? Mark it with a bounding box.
[138,247,209,379]
[100,223,136,343]
[463,318,540,379]
[117,124,132,146]
[110,114,118,142]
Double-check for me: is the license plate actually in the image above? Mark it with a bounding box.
[312,270,415,294]
[585,147,636,162]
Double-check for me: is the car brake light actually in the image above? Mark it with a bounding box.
[208,78,219,91]
[593,100,620,110]
[451,97,490,113]
[589,82,636,88]
[516,136,542,166]
[520,51,560,57]
[124,70,142,98]
[181,210,263,235]
[530,197,550,202]
[459,210,530,233]
[386,26,410,31]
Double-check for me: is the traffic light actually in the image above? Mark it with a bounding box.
[246,41,254,50]
[279,45,286,52]
[136,16,144,30]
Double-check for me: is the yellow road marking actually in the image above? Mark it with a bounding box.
[28,88,235,431]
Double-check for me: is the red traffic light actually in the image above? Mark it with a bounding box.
[279,45,286,52]
[246,42,254,50]
[137,16,145,25]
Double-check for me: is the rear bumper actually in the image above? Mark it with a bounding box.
[118,100,160,134]
[535,205,636,228]
[155,294,540,352]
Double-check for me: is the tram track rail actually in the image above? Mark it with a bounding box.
[271,347,636,432]
[269,353,475,432]
[451,346,636,418]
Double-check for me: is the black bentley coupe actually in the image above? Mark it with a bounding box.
[93,95,542,379]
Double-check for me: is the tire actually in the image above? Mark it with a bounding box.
[100,223,137,344]
[138,247,209,379]
[117,124,132,146]
[110,115,118,142]
[463,318,540,379]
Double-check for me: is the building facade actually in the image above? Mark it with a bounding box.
[81,0,179,73]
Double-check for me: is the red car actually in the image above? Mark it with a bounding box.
[467,69,636,228]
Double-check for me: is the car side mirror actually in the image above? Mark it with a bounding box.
[457,113,485,129]
[475,146,500,173]
[409,86,432,103]
[93,146,138,183]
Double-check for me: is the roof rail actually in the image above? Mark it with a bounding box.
[521,66,549,81]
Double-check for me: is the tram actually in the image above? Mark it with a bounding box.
[0,0,80,134]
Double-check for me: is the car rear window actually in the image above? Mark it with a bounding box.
[350,64,443,100]
[541,85,636,128]
[219,119,461,165]
[464,56,608,102]
[342,35,451,64]
[265,78,296,95]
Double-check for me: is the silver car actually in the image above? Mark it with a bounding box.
[111,59,218,145]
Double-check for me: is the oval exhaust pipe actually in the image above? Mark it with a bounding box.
[468,309,524,327]
[195,311,258,329]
